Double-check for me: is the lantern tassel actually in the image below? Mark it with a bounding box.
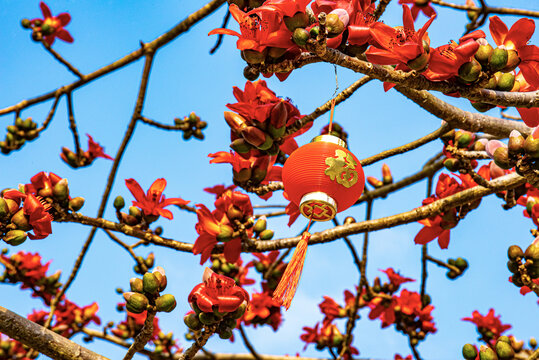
[272,231,311,310]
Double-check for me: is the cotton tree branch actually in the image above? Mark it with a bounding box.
[42,41,84,78]
[238,326,262,360]
[430,0,539,18]
[66,92,83,156]
[104,229,148,273]
[122,309,157,360]
[373,0,392,20]
[0,306,110,360]
[0,0,226,117]
[395,86,531,138]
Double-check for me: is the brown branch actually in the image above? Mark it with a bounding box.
[37,95,61,133]
[0,306,109,360]
[254,210,287,218]
[373,0,392,20]
[140,116,185,131]
[122,309,157,360]
[409,337,423,360]
[238,326,262,360]
[42,41,84,78]
[66,92,82,156]
[103,229,148,273]
[425,255,461,274]
[528,347,539,360]
[180,327,217,360]
[395,86,531,138]
[0,0,226,117]
[209,10,231,54]
[360,123,451,166]
[286,76,373,135]
[430,0,539,18]
[194,355,375,360]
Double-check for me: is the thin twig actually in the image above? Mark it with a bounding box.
[37,95,61,133]
[425,255,461,274]
[103,229,148,273]
[139,116,185,131]
[209,10,231,54]
[66,93,82,156]
[42,41,84,78]
[239,326,262,360]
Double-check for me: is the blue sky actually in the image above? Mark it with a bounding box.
[1,1,538,359]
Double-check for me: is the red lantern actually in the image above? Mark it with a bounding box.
[282,134,365,221]
[273,134,365,309]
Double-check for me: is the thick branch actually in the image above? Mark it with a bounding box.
[430,0,539,18]
[0,306,109,360]
[122,309,156,360]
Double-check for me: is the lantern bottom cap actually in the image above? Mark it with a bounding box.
[299,192,337,222]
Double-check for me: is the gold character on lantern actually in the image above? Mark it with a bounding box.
[325,149,359,188]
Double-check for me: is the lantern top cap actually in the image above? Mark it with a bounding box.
[311,134,347,149]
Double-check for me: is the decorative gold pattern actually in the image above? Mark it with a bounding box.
[324,149,359,188]
[300,200,337,222]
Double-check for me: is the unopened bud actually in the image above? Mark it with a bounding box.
[367,176,383,188]
[493,146,511,170]
[455,257,468,270]
[524,134,539,158]
[69,197,85,212]
[268,47,287,59]
[284,11,310,32]
[407,52,429,71]
[145,253,155,268]
[198,312,218,325]
[21,18,31,28]
[259,229,274,240]
[231,302,247,319]
[241,49,266,65]
[495,340,514,359]
[455,130,473,148]
[11,209,31,231]
[475,43,494,65]
[524,243,539,261]
[508,130,525,155]
[0,198,8,218]
[503,50,521,72]
[230,138,252,153]
[444,158,461,172]
[251,167,268,183]
[142,272,160,294]
[326,10,349,36]
[510,337,523,352]
[270,101,288,128]
[292,27,310,46]
[240,126,267,148]
[458,59,482,83]
[3,230,27,246]
[496,72,515,92]
[463,344,478,360]
[156,294,176,312]
[130,278,144,293]
[124,292,149,314]
[224,112,248,133]
[243,66,260,81]
[253,217,267,233]
[113,196,125,210]
[474,139,488,151]
[529,337,537,349]
[129,206,142,219]
[507,245,523,261]
[184,312,203,330]
[217,224,234,242]
[227,206,243,221]
[489,47,508,72]
[268,124,286,139]
[381,164,393,185]
[479,345,498,360]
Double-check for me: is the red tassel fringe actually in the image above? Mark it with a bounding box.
[272,231,311,310]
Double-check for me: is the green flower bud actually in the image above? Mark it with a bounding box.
[41,23,55,35]
[447,270,458,279]
[218,327,233,339]
[503,50,521,72]
[0,198,8,218]
[498,336,511,344]
[124,292,149,314]
[463,344,478,360]
[21,18,31,28]
[156,294,177,312]
[231,302,247,319]
[256,134,274,151]
[471,102,496,113]
[129,206,142,219]
[489,48,508,72]
[524,243,539,261]
[443,158,460,172]
[508,131,525,155]
[407,52,429,71]
[230,138,252,153]
[495,339,514,359]
[524,134,539,158]
[217,224,234,242]
[506,260,519,274]
[11,209,31,231]
[113,196,125,210]
[292,27,310,46]
[496,72,515,92]
[455,257,468,270]
[458,59,482,83]
[480,345,498,360]
[243,66,260,81]
[475,43,494,65]
[227,206,243,221]
[284,12,310,32]
[251,167,267,183]
[309,26,320,38]
[507,245,524,261]
[493,146,512,170]
[253,217,267,234]
[529,337,537,349]
[199,312,218,325]
[259,229,274,240]
[6,126,17,134]
[130,277,144,293]
[68,197,85,212]
[455,130,473,148]
[143,272,160,295]
[268,124,286,139]
[234,168,252,184]
[241,49,267,65]
[184,313,203,330]
[3,230,28,246]
[326,13,345,36]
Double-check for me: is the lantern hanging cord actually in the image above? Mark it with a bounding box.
[328,65,339,134]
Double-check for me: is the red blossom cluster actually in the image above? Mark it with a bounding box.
[0,334,33,360]
[29,301,100,337]
[193,185,254,264]
[209,80,310,196]
[22,2,73,46]
[462,308,512,345]
[61,134,113,169]
[415,172,484,249]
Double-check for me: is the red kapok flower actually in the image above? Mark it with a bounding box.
[86,134,113,160]
[125,178,189,220]
[398,0,436,21]
[4,190,53,240]
[189,268,250,313]
[31,2,73,46]
[462,308,511,343]
[381,268,415,287]
[489,16,539,88]
[24,171,63,197]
